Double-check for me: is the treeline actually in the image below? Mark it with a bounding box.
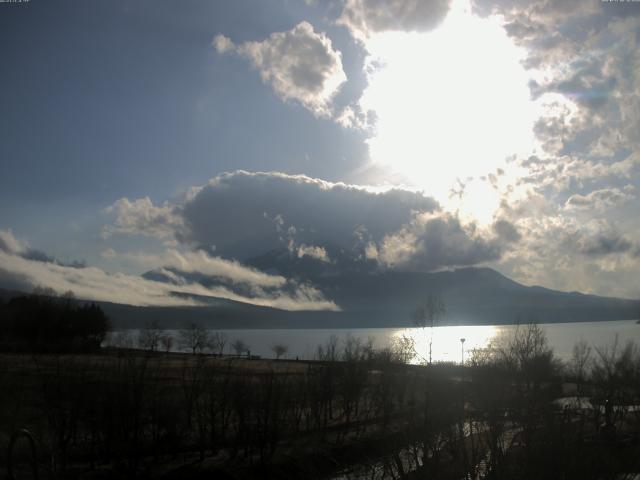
[109,321,229,356]
[0,289,110,352]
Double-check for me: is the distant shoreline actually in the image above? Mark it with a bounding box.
[110,317,639,330]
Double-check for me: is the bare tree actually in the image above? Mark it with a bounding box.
[342,334,363,362]
[231,339,249,357]
[32,286,58,299]
[210,331,227,356]
[413,294,445,364]
[138,321,162,352]
[179,322,210,355]
[271,343,288,360]
[316,335,339,362]
[61,289,77,308]
[338,335,368,437]
[501,322,555,381]
[160,334,173,354]
[591,336,639,434]
[111,330,135,349]
[569,339,591,383]
[390,335,416,364]
[363,336,376,362]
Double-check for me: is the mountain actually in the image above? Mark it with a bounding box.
[2,248,639,329]
[244,248,640,325]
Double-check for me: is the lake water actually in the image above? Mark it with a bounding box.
[108,320,640,364]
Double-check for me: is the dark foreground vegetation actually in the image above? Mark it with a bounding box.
[0,289,110,352]
[3,320,640,479]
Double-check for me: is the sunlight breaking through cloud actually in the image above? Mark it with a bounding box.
[354,0,540,221]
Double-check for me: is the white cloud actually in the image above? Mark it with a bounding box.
[474,1,640,169]
[102,197,183,239]
[338,0,451,40]
[490,193,640,298]
[0,249,202,307]
[212,34,234,54]
[455,2,640,299]
[0,229,56,263]
[0,229,337,311]
[565,185,636,212]
[0,229,26,256]
[296,244,330,263]
[517,153,640,193]
[213,22,347,117]
[106,248,287,289]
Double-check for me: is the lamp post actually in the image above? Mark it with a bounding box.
[460,338,466,365]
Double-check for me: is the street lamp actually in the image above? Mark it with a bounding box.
[460,338,466,365]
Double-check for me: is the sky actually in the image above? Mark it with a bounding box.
[1,0,639,308]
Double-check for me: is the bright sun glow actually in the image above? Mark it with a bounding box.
[360,0,541,223]
[394,324,500,364]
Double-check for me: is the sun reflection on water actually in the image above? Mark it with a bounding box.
[392,325,503,364]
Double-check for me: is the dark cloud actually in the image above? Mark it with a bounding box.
[549,217,636,258]
[106,171,512,272]
[577,231,632,256]
[177,171,439,259]
[374,213,504,272]
[493,219,521,243]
